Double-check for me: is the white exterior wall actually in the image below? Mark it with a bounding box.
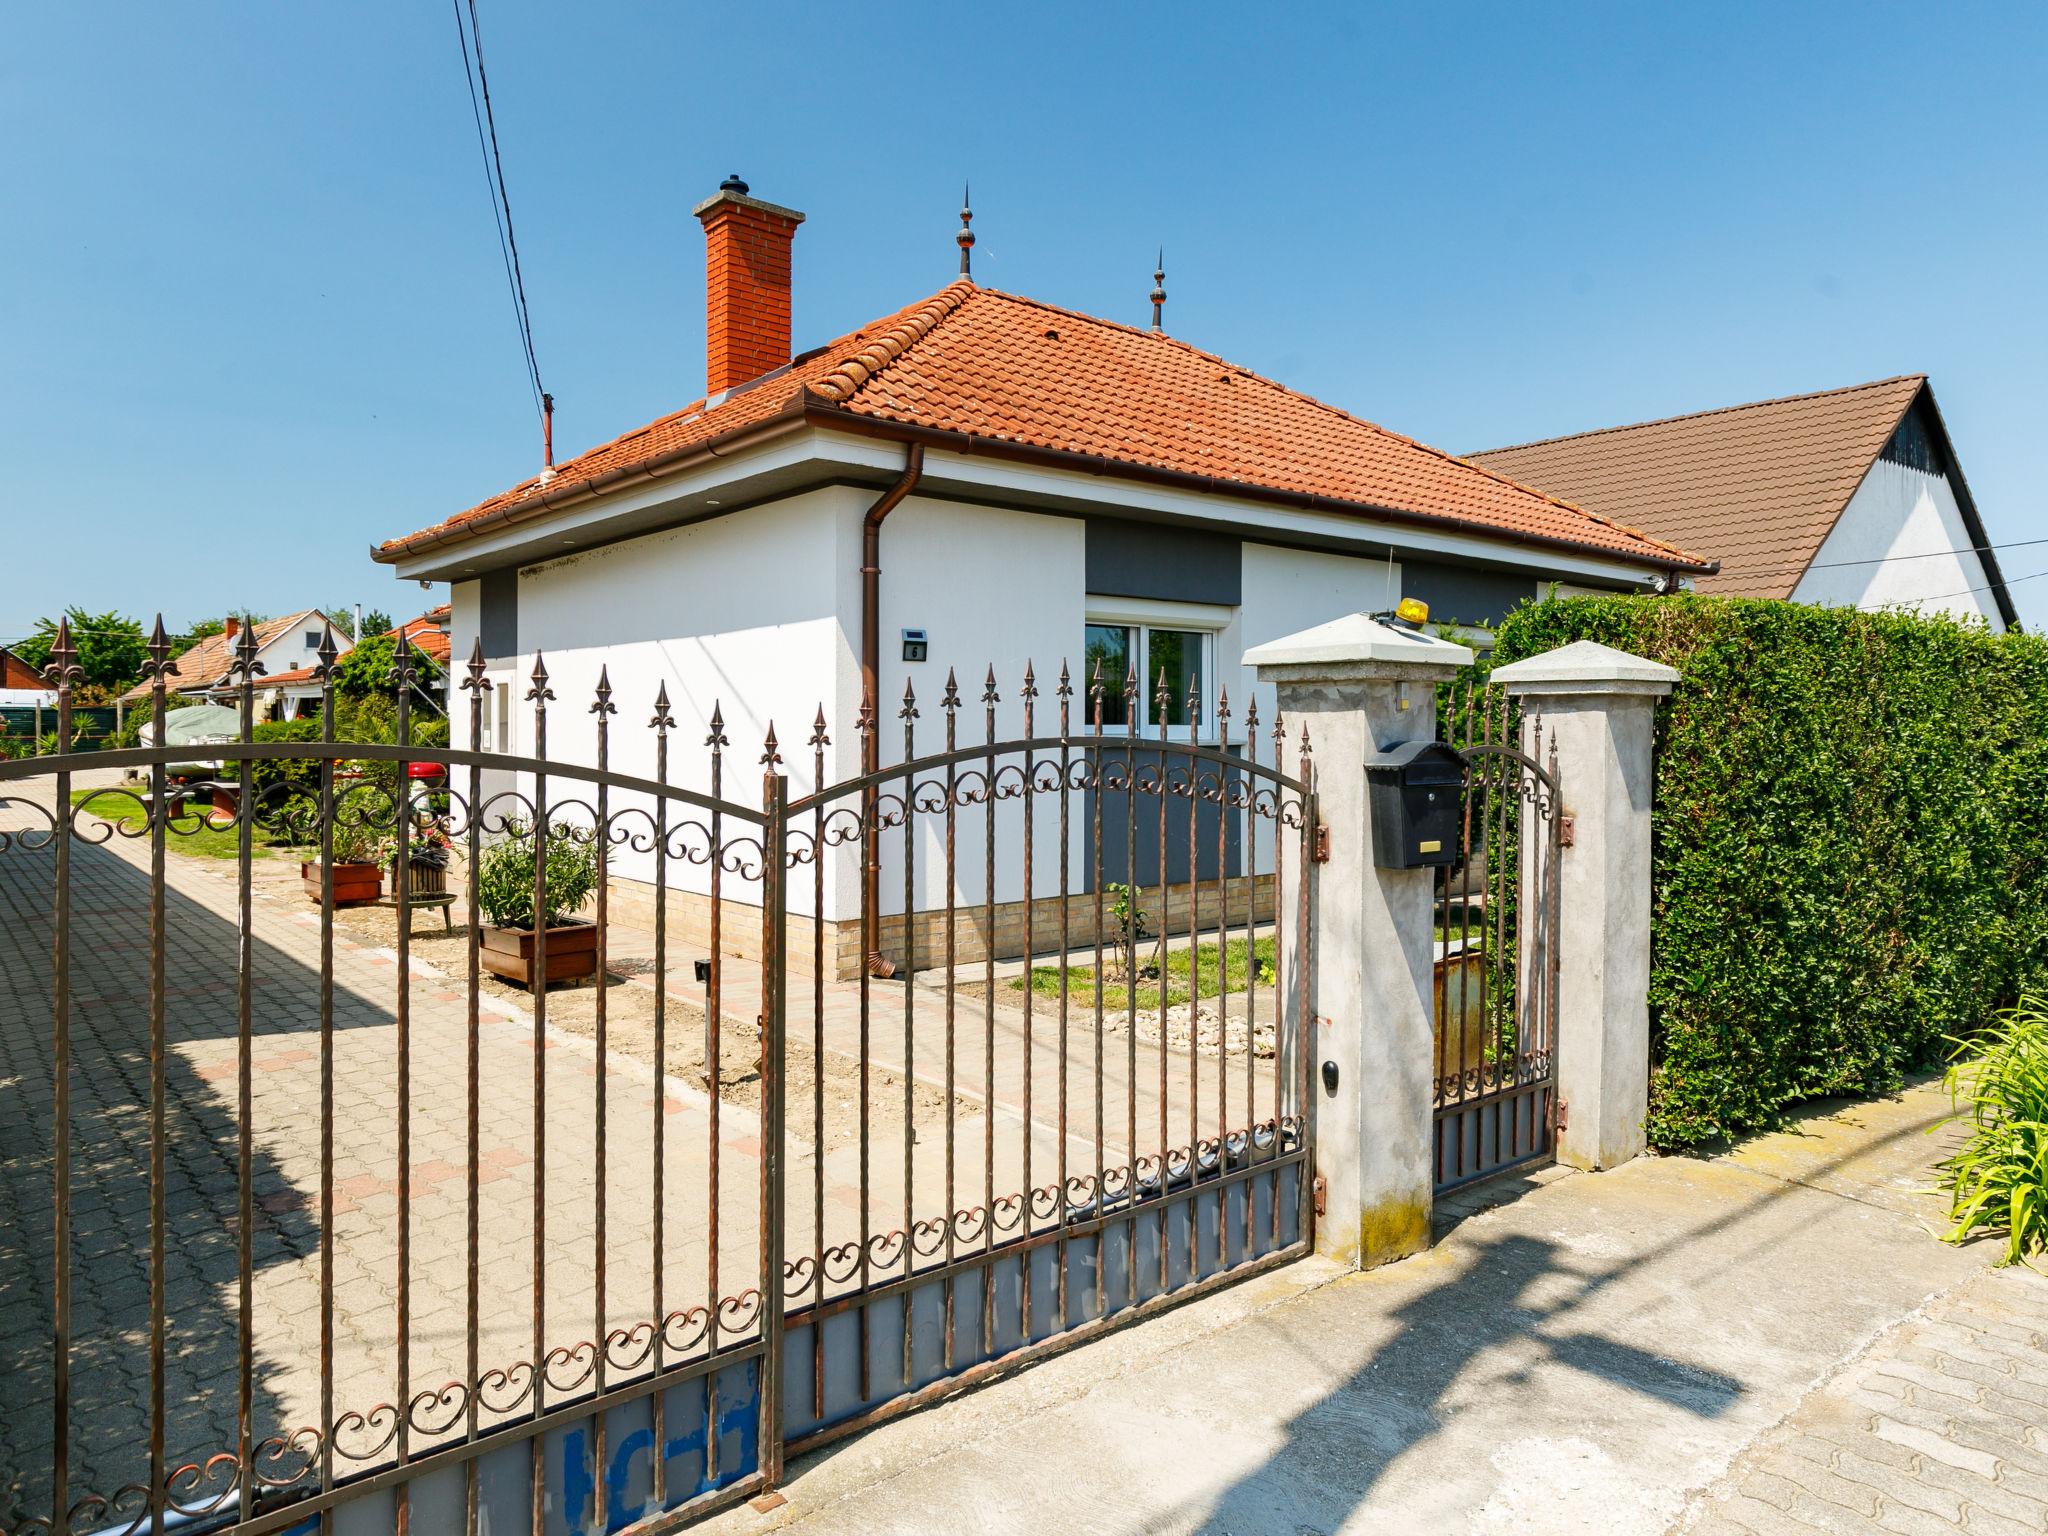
[466,489,856,913]
[868,493,1086,918]
[1793,459,2004,629]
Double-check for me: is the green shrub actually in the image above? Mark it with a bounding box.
[475,820,603,930]
[1487,593,2048,1149]
[1938,1002,2048,1268]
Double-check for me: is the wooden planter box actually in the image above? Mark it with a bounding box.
[301,860,383,907]
[480,919,598,988]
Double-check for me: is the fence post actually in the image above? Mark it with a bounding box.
[758,758,788,1486]
[1247,613,1472,1269]
[1493,640,1677,1171]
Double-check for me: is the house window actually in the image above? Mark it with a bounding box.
[305,631,321,650]
[1081,619,1212,732]
[494,681,510,753]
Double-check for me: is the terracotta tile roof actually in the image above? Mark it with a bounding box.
[1469,376,1929,599]
[262,613,451,688]
[382,282,1707,571]
[120,611,330,703]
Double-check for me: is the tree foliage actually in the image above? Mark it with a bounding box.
[13,608,148,698]
[1488,594,2048,1149]
[331,633,441,705]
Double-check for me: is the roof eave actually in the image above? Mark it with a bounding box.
[809,404,1717,577]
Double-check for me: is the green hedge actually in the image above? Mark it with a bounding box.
[1488,594,2048,1148]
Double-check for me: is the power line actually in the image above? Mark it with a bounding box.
[451,0,545,419]
[1734,533,2048,582]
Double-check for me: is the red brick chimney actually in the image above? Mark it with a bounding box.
[692,174,805,396]
[223,616,240,642]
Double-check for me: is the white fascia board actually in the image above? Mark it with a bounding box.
[387,427,858,582]
[396,420,1666,588]
[831,433,1669,587]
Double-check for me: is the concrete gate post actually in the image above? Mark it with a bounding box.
[1491,640,1678,1172]
[1247,614,1472,1269]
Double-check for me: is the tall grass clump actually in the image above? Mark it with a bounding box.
[1938,1001,2048,1269]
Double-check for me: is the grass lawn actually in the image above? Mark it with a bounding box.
[70,786,300,861]
[1009,935,1279,1013]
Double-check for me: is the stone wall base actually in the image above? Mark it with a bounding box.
[605,874,1280,982]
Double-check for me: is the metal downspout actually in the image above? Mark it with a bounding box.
[860,444,925,975]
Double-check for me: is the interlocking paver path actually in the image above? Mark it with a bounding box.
[0,786,771,1523]
[1676,1266,2048,1535]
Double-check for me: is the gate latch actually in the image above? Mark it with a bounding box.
[1311,824,1332,863]
[1558,813,1576,849]
[1312,1175,1328,1216]
[1551,1098,1570,1132]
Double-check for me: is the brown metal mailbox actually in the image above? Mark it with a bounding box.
[1366,739,1465,869]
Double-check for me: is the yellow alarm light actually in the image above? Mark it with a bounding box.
[1394,597,1430,626]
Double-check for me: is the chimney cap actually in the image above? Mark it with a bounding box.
[692,175,806,226]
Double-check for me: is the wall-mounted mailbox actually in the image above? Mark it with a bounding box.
[1365,739,1466,869]
[901,628,929,663]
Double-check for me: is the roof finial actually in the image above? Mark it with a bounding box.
[957,182,975,281]
[1150,247,1167,334]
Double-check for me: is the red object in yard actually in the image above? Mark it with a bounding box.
[406,761,445,781]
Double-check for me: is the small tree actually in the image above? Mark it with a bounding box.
[14,608,148,697]
[1105,882,1151,981]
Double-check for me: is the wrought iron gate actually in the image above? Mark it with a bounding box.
[0,623,1316,1536]
[1431,684,1562,1193]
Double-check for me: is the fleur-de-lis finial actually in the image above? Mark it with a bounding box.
[313,621,341,681]
[460,635,487,694]
[591,665,617,717]
[1121,663,1138,710]
[1272,708,1286,748]
[706,700,728,749]
[899,677,919,721]
[809,704,829,748]
[856,687,875,736]
[227,618,265,683]
[761,721,782,768]
[1244,691,1259,736]
[142,614,174,682]
[1216,685,1230,731]
[526,651,554,703]
[1056,659,1072,699]
[1154,666,1170,728]
[387,633,417,692]
[650,680,674,733]
[982,663,999,707]
[1299,721,1312,758]
[941,667,961,713]
[44,616,81,689]
[1020,660,1037,701]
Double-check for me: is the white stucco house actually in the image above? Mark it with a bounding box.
[1470,375,2017,631]
[374,176,1712,975]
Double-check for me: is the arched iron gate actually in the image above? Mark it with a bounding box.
[1432,686,1563,1193]
[0,623,1317,1536]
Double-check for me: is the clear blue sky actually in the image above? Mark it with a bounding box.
[6,1,2045,636]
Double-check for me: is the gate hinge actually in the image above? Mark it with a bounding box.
[1551,1098,1569,1132]
[1558,813,1576,849]
[1312,1175,1328,1216]
[1311,824,1332,863]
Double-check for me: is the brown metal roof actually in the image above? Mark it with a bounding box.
[1468,376,1930,599]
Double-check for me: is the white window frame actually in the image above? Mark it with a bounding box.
[1083,597,1232,739]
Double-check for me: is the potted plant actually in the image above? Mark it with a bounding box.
[301,817,385,907]
[389,818,454,898]
[475,820,603,987]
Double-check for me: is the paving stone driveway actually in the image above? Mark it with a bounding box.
[0,784,769,1526]
[1679,1266,2048,1535]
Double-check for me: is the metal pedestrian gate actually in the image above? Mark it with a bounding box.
[0,622,1318,1536]
[1431,684,1563,1194]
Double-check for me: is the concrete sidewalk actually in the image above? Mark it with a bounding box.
[700,1079,2047,1535]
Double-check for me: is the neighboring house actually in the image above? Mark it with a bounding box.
[1468,376,2016,630]
[119,611,357,717]
[0,646,54,707]
[261,608,454,719]
[373,175,1712,974]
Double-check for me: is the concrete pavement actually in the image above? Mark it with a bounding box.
[698,1079,2046,1535]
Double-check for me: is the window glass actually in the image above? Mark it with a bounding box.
[1149,628,1204,729]
[1083,624,1133,725]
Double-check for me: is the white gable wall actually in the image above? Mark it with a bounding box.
[1793,459,2004,630]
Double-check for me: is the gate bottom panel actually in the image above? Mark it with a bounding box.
[782,1149,1307,1448]
[1434,1079,1554,1194]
